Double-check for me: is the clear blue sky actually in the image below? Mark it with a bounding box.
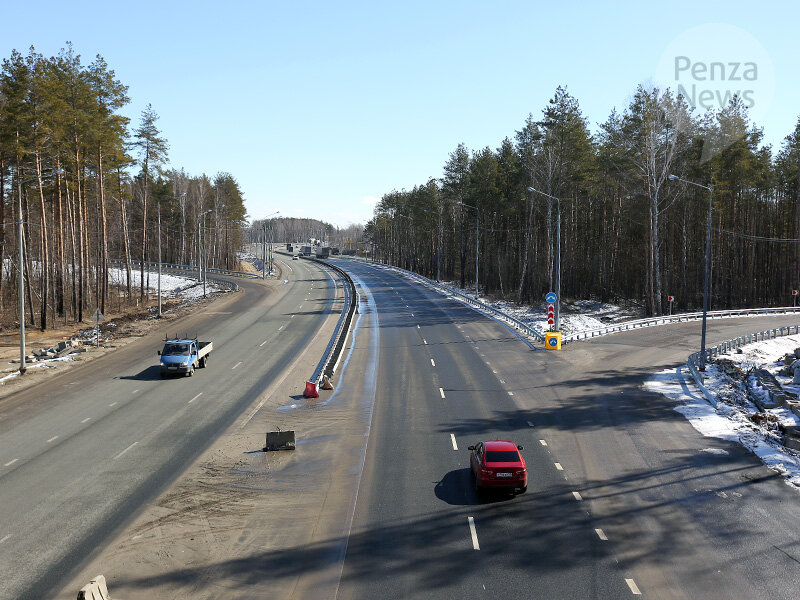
[4,1,799,227]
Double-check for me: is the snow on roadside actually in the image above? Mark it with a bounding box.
[0,357,76,385]
[107,267,222,299]
[645,334,800,489]
[433,280,640,336]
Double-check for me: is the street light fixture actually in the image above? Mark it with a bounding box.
[527,187,563,331]
[17,167,64,374]
[669,173,713,370]
[457,201,480,298]
[158,192,186,317]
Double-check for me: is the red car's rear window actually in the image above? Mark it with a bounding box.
[485,450,520,463]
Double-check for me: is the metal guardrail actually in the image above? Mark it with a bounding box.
[305,257,358,385]
[108,259,241,292]
[338,257,545,342]
[112,259,261,279]
[686,324,800,407]
[566,307,800,342]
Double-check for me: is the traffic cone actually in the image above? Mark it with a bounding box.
[303,381,319,398]
[321,375,334,390]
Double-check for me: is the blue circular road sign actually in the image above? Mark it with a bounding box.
[547,337,558,347]
[545,292,557,304]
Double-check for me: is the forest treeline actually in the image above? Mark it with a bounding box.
[366,85,800,315]
[0,45,247,331]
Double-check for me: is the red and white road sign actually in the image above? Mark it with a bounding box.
[667,296,674,302]
[793,290,799,296]
[547,303,554,325]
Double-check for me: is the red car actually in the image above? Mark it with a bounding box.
[468,440,527,494]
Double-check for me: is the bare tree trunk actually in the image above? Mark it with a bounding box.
[34,152,49,330]
[98,148,108,314]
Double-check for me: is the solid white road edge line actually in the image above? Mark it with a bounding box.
[572,491,583,501]
[595,528,608,541]
[450,434,458,450]
[440,388,446,399]
[189,393,203,403]
[468,517,480,550]
[625,578,642,595]
[113,442,139,460]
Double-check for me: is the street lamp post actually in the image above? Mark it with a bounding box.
[261,211,280,278]
[457,201,479,298]
[17,167,64,374]
[669,174,713,369]
[158,192,186,317]
[527,187,563,331]
[197,209,213,297]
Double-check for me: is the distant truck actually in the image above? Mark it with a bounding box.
[286,243,293,252]
[315,246,330,258]
[299,245,312,256]
[158,337,212,377]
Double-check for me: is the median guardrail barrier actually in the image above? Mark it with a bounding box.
[303,257,358,396]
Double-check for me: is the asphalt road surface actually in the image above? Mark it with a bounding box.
[332,258,800,600]
[0,257,334,600]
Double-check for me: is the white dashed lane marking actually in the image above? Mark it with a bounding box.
[625,578,642,595]
[526,421,534,427]
[539,440,548,446]
[595,528,608,541]
[468,517,480,550]
[113,442,139,460]
[554,463,563,471]
[132,389,139,394]
[572,491,583,501]
[439,388,446,399]
[450,434,458,450]
[47,436,58,443]
[4,459,18,467]
[81,418,91,423]
[0,534,10,544]
[232,362,242,370]
[189,393,203,403]
[431,359,435,367]
[423,339,428,345]
[109,402,117,407]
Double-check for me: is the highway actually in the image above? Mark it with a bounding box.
[0,257,335,600]
[3,253,800,599]
[331,258,800,600]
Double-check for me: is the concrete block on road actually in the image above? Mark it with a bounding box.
[265,430,295,451]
